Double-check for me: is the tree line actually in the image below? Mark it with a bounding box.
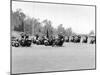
[11,9,94,39]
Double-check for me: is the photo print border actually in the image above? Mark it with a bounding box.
[10,0,97,74]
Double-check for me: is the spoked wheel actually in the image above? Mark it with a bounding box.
[11,42,15,46]
[44,42,48,46]
[14,43,19,47]
[90,40,95,44]
[26,41,32,47]
[27,44,31,47]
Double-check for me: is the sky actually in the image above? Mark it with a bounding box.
[12,1,95,34]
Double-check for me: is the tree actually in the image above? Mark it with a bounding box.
[65,27,72,36]
[57,24,66,36]
[11,9,26,32]
[24,17,33,35]
[89,30,95,36]
[42,19,54,39]
[32,18,43,36]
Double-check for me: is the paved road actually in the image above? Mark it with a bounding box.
[12,43,95,74]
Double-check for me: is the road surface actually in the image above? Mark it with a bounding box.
[12,43,95,74]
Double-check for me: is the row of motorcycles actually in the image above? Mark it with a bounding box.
[11,33,96,47]
[11,34,32,47]
[33,35,64,46]
[11,34,65,47]
[65,35,96,44]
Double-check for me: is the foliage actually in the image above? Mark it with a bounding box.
[11,9,26,32]
[42,19,54,39]
[12,9,78,38]
[65,28,73,36]
[89,30,95,36]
